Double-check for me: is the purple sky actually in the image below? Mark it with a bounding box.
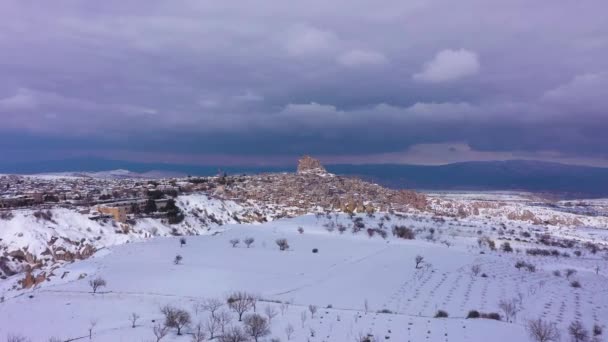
[1,0,607,166]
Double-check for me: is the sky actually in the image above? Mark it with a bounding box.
[1,0,608,166]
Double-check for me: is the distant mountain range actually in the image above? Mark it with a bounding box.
[2,158,608,197]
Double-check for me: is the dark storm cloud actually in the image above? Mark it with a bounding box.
[1,0,607,164]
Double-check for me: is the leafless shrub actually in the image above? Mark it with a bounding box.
[6,335,31,342]
[0,211,14,220]
[33,210,54,222]
[415,255,424,269]
[392,226,415,239]
[219,326,249,342]
[356,333,376,342]
[434,310,448,318]
[571,280,582,288]
[569,321,589,342]
[227,291,255,321]
[174,254,183,265]
[585,242,599,254]
[471,264,481,276]
[264,305,278,323]
[152,323,170,342]
[515,260,536,272]
[276,239,289,251]
[498,299,520,322]
[478,236,496,250]
[161,305,191,335]
[527,318,560,342]
[297,227,304,234]
[230,239,240,248]
[593,324,603,337]
[285,324,295,340]
[130,312,140,328]
[243,313,271,342]
[89,277,106,293]
[244,237,255,248]
[566,269,577,280]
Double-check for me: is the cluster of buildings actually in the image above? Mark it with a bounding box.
[0,174,213,222]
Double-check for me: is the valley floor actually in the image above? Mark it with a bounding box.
[1,213,607,341]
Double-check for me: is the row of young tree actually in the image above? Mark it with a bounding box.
[152,292,275,342]
[527,318,602,342]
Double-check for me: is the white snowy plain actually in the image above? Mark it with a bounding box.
[1,211,607,342]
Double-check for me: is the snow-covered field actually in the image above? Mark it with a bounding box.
[1,212,606,341]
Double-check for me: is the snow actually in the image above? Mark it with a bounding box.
[1,211,607,341]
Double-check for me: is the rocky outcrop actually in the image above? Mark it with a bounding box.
[297,155,326,174]
[20,270,47,289]
[215,158,429,214]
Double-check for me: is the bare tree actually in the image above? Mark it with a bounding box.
[527,318,560,342]
[174,254,183,265]
[265,305,278,323]
[244,237,255,248]
[227,292,255,321]
[219,326,249,342]
[230,238,240,248]
[251,293,260,312]
[130,312,140,328]
[204,315,221,339]
[276,238,290,251]
[191,322,206,342]
[153,323,169,342]
[202,298,224,319]
[308,305,318,318]
[569,321,589,342]
[89,277,106,293]
[498,299,520,322]
[300,310,307,327]
[161,305,191,335]
[244,313,271,342]
[280,302,290,316]
[364,299,369,314]
[471,264,481,277]
[88,319,97,340]
[415,255,424,269]
[215,309,233,335]
[285,324,295,340]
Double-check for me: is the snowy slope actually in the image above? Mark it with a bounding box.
[1,213,606,341]
[0,195,261,279]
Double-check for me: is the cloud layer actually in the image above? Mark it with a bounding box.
[1,0,607,165]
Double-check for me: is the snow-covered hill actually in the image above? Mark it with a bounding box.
[0,194,269,282]
[1,211,607,341]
